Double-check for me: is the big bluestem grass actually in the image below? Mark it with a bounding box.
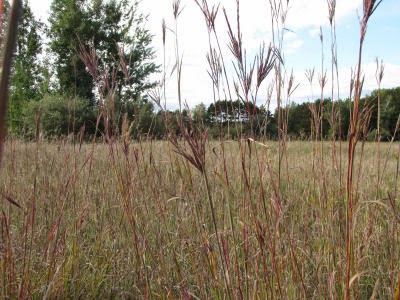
[345,1,383,298]
[0,140,399,298]
[1,0,399,298]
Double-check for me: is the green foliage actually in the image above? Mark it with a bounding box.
[285,103,311,139]
[207,99,259,123]
[9,0,43,134]
[280,88,399,141]
[365,87,400,140]
[192,102,208,126]
[203,99,274,139]
[138,102,155,131]
[97,96,162,139]
[49,0,95,100]
[11,85,400,140]
[22,94,96,139]
[49,0,158,103]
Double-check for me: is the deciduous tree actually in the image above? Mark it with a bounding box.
[9,0,43,133]
[49,0,158,104]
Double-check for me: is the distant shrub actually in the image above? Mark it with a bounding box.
[367,128,392,142]
[21,94,96,139]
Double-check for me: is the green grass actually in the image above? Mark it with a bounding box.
[0,139,398,298]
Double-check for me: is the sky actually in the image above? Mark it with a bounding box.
[30,0,400,110]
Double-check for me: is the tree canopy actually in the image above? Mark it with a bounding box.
[9,0,43,133]
[4,0,159,138]
[49,0,158,103]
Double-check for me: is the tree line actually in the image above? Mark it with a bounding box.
[281,87,400,141]
[4,0,399,141]
[16,86,398,141]
[190,89,399,141]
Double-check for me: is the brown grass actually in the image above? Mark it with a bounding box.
[0,140,398,298]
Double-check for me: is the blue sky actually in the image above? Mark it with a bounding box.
[284,0,400,69]
[31,0,400,109]
[280,0,400,103]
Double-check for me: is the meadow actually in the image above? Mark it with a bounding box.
[1,138,399,298]
[0,0,399,298]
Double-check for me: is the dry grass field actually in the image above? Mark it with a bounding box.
[0,0,399,298]
[1,139,399,298]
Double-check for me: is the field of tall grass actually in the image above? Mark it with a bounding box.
[0,0,399,298]
[0,138,399,298]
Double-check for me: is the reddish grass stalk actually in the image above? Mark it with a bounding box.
[375,58,384,195]
[173,0,183,112]
[328,0,339,172]
[345,1,382,298]
[356,59,384,293]
[268,0,288,210]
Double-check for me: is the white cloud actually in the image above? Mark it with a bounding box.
[358,62,400,92]
[283,31,304,54]
[286,0,362,29]
[309,27,321,37]
[285,40,304,54]
[284,31,297,41]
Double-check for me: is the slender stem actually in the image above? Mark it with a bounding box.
[346,25,365,300]
[204,170,232,299]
